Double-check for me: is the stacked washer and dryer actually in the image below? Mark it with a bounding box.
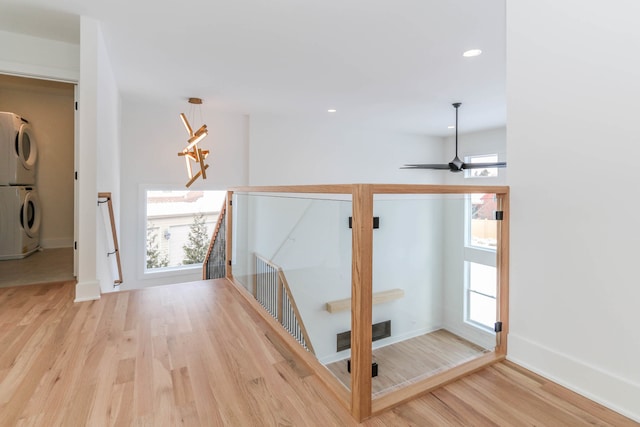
[0,112,42,260]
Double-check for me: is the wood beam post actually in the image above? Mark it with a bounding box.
[496,191,510,355]
[350,184,373,421]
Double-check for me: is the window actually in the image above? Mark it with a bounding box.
[469,193,497,249]
[464,192,497,331]
[466,262,497,329]
[464,154,499,178]
[145,190,226,273]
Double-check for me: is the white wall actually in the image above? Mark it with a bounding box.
[95,23,122,294]
[371,197,445,356]
[0,30,79,82]
[119,95,248,289]
[507,0,640,421]
[75,17,102,301]
[249,114,446,185]
[0,75,75,249]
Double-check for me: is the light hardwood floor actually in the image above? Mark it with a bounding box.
[0,279,636,426]
[0,247,74,288]
[326,329,488,397]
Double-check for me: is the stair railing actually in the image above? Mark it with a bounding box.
[255,253,315,355]
[202,199,227,280]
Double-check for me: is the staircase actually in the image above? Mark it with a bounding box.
[202,197,314,354]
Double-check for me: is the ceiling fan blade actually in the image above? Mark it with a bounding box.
[461,162,507,169]
[402,103,508,173]
[401,164,452,170]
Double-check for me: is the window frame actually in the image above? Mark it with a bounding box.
[139,185,225,281]
[463,193,498,332]
[464,261,497,330]
[463,153,500,179]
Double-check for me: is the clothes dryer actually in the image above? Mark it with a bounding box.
[0,186,41,260]
[0,112,38,185]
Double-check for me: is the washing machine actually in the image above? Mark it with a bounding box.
[0,186,41,260]
[0,112,38,185]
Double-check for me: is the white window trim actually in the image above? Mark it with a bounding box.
[138,185,225,282]
[463,193,497,332]
[464,261,497,331]
[464,153,500,179]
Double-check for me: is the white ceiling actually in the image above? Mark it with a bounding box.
[0,0,505,136]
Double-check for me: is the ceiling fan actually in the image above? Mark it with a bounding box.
[402,102,506,173]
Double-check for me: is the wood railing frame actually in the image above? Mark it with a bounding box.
[220,184,510,422]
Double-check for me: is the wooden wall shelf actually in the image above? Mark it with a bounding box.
[326,288,405,314]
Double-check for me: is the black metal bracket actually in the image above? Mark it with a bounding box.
[495,321,503,332]
[348,217,379,229]
[495,210,504,221]
[347,360,378,377]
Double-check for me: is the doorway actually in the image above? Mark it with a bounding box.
[0,74,76,288]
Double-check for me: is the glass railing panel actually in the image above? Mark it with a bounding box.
[369,193,497,398]
[231,192,354,391]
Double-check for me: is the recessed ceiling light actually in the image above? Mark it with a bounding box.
[448,125,455,129]
[463,49,482,57]
[327,109,337,113]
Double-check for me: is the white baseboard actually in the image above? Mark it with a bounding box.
[319,349,351,365]
[443,321,496,350]
[508,334,640,423]
[40,238,74,249]
[74,280,101,302]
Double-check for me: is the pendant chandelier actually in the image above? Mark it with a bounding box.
[177,97,210,187]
